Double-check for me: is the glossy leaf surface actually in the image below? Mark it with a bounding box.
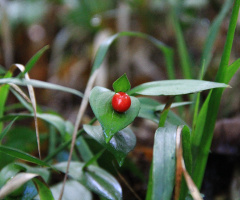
[55,161,122,200]
[50,180,92,200]
[83,125,136,166]
[152,124,177,200]
[112,73,131,93]
[0,145,51,167]
[129,79,228,96]
[89,86,140,142]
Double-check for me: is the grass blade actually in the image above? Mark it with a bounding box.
[0,116,18,143]
[192,0,240,188]
[0,145,51,167]
[200,0,234,76]
[91,31,173,75]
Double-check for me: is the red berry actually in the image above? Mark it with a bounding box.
[112,92,131,112]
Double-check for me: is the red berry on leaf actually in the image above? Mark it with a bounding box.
[112,92,131,113]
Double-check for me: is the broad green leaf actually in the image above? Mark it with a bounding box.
[0,78,83,98]
[89,86,140,142]
[0,163,25,188]
[50,180,92,200]
[129,79,228,96]
[91,31,173,75]
[0,145,51,167]
[0,117,18,142]
[19,45,49,77]
[15,163,50,182]
[55,161,122,200]
[112,73,131,93]
[33,177,54,200]
[83,125,136,166]
[152,123,177,200]
[226,58,240,83]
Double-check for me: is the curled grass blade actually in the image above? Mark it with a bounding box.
[91,31,173,75]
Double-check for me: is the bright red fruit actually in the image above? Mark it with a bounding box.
[112,92,131,112]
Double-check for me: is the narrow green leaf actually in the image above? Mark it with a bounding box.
[112,73,131,93]
[0,71,13,132]
[226,58,240,83]
[129,79,228,96]
[33,177,54,200]
[55,161,122,200]
[0,145,51,167]
[0,113,73,138]
[0,117,18,142]
[152,124,177,200]
[200,0,234,76]
[83,125,136,166]
[18,45,49,77]
[82,149,105,169]
[89,86,140,142]
[145,162,153,200]
[171,10,192,79]
[179,126,192,200]
[192,0,240,188]
[0,78,83,98]
[50,180,92,200]
[91,31,173,75]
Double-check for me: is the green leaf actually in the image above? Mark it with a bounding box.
[226,58,240,83]
[15,163,50,182]
[129,79,228,96]
[179,126,192,200]
[200,0,234,76]
[0,71,13,132]
[55,161,122,200]
[83,125,136,166]
[112,73,131,93]
[152,123,177,200]
[91,31,173,75]
[0,113,73,138]
[89,86,140,142]
[0,78,83,98]
[145,163,153,200]
[33,177,54,200]
[18,45,49,77]
[50,180,92,200]
[138,97,160,123]
[137,97,189,126]
[0,163,25,188]
[0,145,51,167]
[0,117,18,143]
